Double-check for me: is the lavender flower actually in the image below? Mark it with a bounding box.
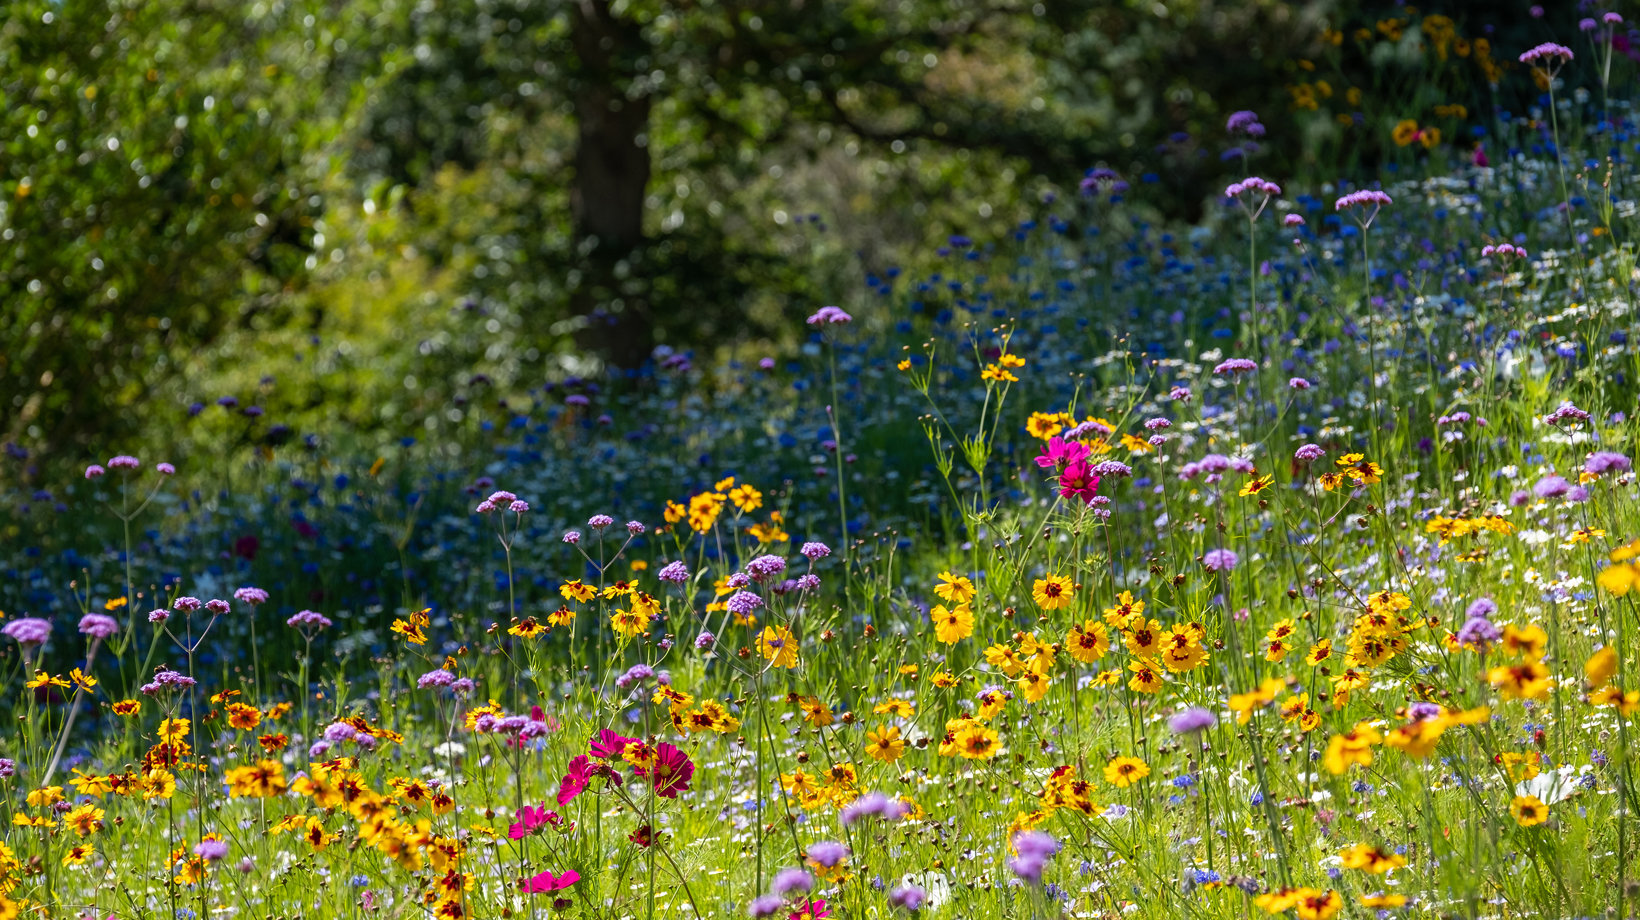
[746,555,788,582]
[107,455,140,470]
[2,618,51,646]
[888,886,927,912]
[287,610,334,631]
[771,868,813,897]
[77,614,119,640]
[1586,451,1631,476]
[1169,707,1218,735]
[233,587,269,607]
[726,591,764,617]
[418,669,456,689]
[806,306,853,325]
[657,561,690,584]
[1201,549,1239,573]
[1294,444,1325,462]
[800,541,831,560]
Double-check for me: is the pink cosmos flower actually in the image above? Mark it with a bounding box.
[589,728,636,760]
[557,755,593,805]
[508,804,559,839]
[1034,436,1090,471]
[521,869,580,893]
[1058,461,1101,504]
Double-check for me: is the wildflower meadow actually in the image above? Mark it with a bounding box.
[8,5,1640,920]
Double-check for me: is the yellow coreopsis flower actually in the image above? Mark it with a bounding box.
[758,625,799,669]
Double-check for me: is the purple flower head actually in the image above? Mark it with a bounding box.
[194,839,230,861]
[726,572,752,590]
[840,791,893,826]
[147,609,170,625]
[204,599,230,616]
[1586,451,1631,476]
[509,500,530,514]
[0,759,14,778]
[84,465,106,479]
[1456,616,1501,648]
[418,669,456,689]
[1519,42,1574,68]
[1093,460,1133,478]
[233,587,269,607]
[759,357,776,370]
[1288,377,1311,390]
[1534,475,1572,499]
[800,541,831,561]
[747,895,785,918]
[626,520,645,535]
[746,554,788,582]
[1582,17,1599,30]
[1008,830,1059,883]
[107,455,140,470]
[1169,386,1192,402]
[1225,176,1281,202]
[1295,444,1325,462]
[1144,418,1172,431]
[615,664,655,691]
[156,462,176,476]
[1201,549,1239,573]
[805,841,849,868]
[1466,598,1497,620]
[888,886,927,912]
[142,669,196,694]
[1169,707,1218,735]
[1546,402,1590,426]
[451,677,476,695]
[2,618,51,646]
[1408,701,1444,722]
[1213,358,1258,375]
[1607,12,1624,24]
[324,722,359,742]
[1283,214,1306,227]
[563,531,582,545]
[1335,190,1393,211]
[771,868,814,898]
[77,614,119,640]
[1226,110,1265,136]
[726,591,764,617]
[657,561,690,584]
[287,610,333,631]
[587,514,615,530]
[565,394,591,408]
[795,574,821,591]
[173,597,202,614]
[806,306,853,326]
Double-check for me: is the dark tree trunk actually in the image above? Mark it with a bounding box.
[569,0,654,369]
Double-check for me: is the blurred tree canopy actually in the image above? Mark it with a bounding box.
[14,0,1570,456]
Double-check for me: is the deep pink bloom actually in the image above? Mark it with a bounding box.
[1057,460,1101,504]
[1034,436,1089,471]
[589,728,635,760]
[508,804,559,839]
[787,901,831,920]
[521,869,580,893]
[643,743,695,799]
[557,755,593,805]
